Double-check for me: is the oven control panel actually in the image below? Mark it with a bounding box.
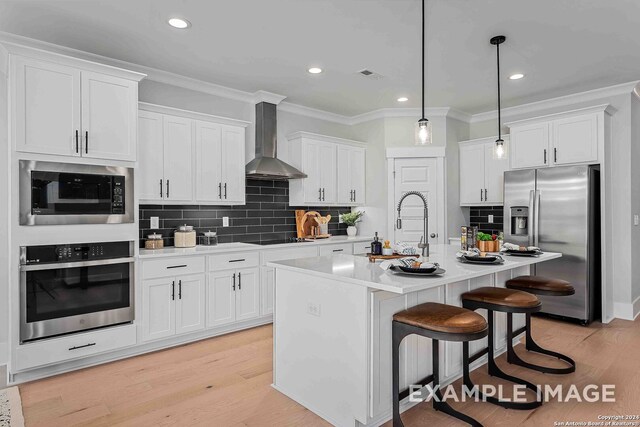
[22,241,132,264]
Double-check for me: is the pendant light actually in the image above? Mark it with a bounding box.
[490,35,506,158]
[415,0,432,145]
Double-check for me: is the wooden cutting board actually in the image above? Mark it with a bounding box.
[296,210,321,238]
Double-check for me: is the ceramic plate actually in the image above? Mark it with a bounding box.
[389,266,446,276]
[503,249,543,257]
[458,256,504,265]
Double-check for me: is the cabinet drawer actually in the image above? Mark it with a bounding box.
[209,252,259,271]
[352,242,372,255]
[142,256,205,280]
[14,324,136,371]
[318,243,353,257]
[261,246,318,264]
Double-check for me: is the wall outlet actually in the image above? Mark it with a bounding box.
[150,216,160,229]
[634,214,639,226]
[488,214,494,224]
[338,214,344,224]
[307,302,321,317]
[223,216,229,227]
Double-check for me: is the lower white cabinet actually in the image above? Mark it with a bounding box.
[207,267,260,327]
[141,273,206,342]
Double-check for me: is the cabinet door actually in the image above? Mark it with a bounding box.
[163,116,193,202]
[207,271,236,327]
[318,142,337,204]
[221,125,246,203]
[14,57,81,157]
[510,122,550,169]
[483,142,509,204]
[142,278,175,342]
[301,140,321,203]
[194,120,223,202]
[138,111,165,201]
[81,71,137,161]
[260,266,274,316]
[459,144,485,204]
[552,114,598,165]
[350,147,366,204]
[235,268,260,321]
[175,274,206,335]
[336,145,352,204]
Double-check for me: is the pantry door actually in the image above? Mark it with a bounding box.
[391,157,443,246]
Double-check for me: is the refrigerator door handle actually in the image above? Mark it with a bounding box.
[528,190,535,246]
[533,190,541,247]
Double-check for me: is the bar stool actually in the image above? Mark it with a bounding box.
[393,302,488,427]
[460,287,543,410]
[505,275,576,374]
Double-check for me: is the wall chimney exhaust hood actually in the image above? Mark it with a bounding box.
[245,102,307,180]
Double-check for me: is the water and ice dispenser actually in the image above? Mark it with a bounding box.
[510,207,529,236]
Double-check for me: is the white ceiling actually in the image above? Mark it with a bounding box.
[1,0,639,116]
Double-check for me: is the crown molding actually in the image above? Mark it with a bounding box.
[348,107,471,125]
[504,104,615,128]
[253,90,287,105]
[139,102,251,127]
[278,101,352,125]
[286,131,365,147]
[470,80,640,124]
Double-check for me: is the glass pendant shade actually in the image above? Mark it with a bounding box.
[415,118,432,145]
[495,138,505,159]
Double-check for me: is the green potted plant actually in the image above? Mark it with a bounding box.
[340,211,364,237]
[476,232,499,252]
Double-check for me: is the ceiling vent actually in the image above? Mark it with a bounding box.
[358,69,384,80]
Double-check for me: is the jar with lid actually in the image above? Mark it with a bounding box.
[145,233,164,249]
[200,230,218,246]
[175,225,197,248]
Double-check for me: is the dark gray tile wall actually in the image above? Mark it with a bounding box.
[139,179,350,247]
[469,205,504,235]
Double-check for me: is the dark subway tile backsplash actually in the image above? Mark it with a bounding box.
[139,179,351,248]
[469,205,504,235]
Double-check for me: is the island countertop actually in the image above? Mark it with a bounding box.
[267,244,561,294]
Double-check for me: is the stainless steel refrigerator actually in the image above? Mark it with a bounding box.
[503,165,600,324]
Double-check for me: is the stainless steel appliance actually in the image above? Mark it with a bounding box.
[20,241,135,342]
[20,160,133,225]
[504,165,600,323]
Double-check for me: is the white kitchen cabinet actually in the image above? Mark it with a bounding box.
[163,115,194,202]
[235,268,260,321]
[507,105,610,170]
[13,55,141,161]
[459,136,509,206]
[288,132,366,207]
[142,273,206,342]
[337,145,366,205]
[207,267,260,327]
[138,111,165,201]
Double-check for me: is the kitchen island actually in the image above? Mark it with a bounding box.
[267,245,561,427]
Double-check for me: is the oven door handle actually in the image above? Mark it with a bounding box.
[20,257,135,272]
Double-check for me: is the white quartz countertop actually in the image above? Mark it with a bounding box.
[138,235,371,259]
[267,244,562,294]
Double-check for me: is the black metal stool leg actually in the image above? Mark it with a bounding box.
[507,313,576,374]
[392,322,404,427]
[465,309,542,410]
[432,340,483,427]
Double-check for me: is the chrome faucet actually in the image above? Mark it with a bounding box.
[396,191,429,257]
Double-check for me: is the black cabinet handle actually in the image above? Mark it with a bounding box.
[232,273,236,291]
[224,183,227,199]
[322,188,325,201]
[166,180,170,198]
[160,179,163,198]
[218,183,222,199]
[85,131,88,154]
[166,264,187,269]
[332,249,344,252]
[229,259,245,263]
[318,188,322,201]
[554,147,558,163]
[480,189,484,202]
[69,343,96,351]
[353,189,356,202]
[544,149,547,164]
[171,281,175,300]
[238,272,241,290]
[75,130,79,153]
[178,280,182,299]
[485,189,488,200]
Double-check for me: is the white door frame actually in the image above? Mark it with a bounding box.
[386,146,447,245]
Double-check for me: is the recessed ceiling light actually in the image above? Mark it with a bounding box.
[308,67,323,74]
[509,73,525,80]
[168,17,191,29]
[397,97,409,102]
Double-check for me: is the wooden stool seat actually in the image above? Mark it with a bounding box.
[506,275,575,296]
[461,287,541,309]
[393,302,488,336]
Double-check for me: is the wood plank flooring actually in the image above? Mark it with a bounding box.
[19,316,640,426]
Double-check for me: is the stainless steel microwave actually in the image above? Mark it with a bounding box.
[19,160,133,225]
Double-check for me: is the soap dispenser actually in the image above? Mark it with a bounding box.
[371,232,383,255]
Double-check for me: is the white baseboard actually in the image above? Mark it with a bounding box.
[613,295,640,321]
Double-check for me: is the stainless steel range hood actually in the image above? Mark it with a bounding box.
[245,102,307,180]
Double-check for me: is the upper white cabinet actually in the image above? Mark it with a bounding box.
[507,105,611,170]
[138,103,249,205]
[12,54,143,161]
[459,136,510,206]
[287,132,366,207]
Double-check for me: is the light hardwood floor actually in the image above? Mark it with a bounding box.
[19,316,640,426]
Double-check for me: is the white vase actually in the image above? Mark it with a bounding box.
[347,226,357,237]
